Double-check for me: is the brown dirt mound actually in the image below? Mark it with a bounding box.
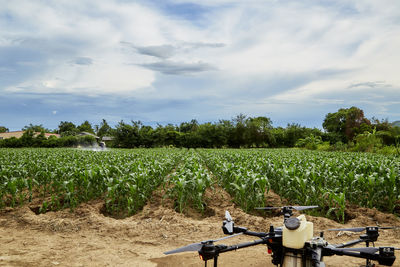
[1,186,400,267]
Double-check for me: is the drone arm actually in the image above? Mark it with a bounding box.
[232,226,248,233]
[229,225,268,237]
[334,239,364,248]
[219,238,267,253]
[198,239,267,262]
[323,247,396,266]
[243,230,269,238]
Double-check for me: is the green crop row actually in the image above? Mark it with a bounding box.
[0,148,182,215]
[199,150,270,212]
[199,149,400,222]
[165,149,213,213]
[1,148,399,222]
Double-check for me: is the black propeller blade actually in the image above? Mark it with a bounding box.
[333,247,379,254]
[224,210,234,234]
[328,227,366,233]
[255,205,319,211]
[164,233,243,255]
[164,242,204,255]
[328,226,400,232]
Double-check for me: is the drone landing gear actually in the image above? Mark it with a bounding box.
[202,255,218,267]
[199,244,221,267]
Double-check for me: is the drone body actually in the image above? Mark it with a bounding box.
[164,206,398,267]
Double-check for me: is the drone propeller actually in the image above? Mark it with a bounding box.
[164,233,243,255]
[255,205,319,211]
[327,226,400,233]
[333,247,379,254]
[224,210,234,234]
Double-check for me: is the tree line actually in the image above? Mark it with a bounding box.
[1,107,399,153]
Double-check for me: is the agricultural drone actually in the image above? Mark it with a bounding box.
[164,206,399,267]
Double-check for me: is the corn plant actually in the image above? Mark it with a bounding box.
[165,150,213,213]
[199,150,270,212]
[0,148,183,215]
[199,148,400,221]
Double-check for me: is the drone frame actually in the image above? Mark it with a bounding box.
[164,206,398,267]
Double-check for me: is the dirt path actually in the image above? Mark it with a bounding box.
[1,187,400,267]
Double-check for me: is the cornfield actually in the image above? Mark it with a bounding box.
[0,148,399,222]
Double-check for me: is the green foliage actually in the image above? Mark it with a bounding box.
[295,134,322,150]
[332,141,347,151]
[77,120,95,134]
[0,134,97,148]
[271,124,323,148]
[96,119,113,137]
[352,128,383,152]
[200,149,400,221]
[0,148,399,222]
[22,124,50,133]
[166,151,213,213]
[20,129,36,147]
[3,109,399,150]
[0,137,22,148]
[316,142,331,151]
[200,150,270,212]
[58,121,79,136]
[377,146,398,156]
[0,148,181,216]
[323,106,370,143]
[244,116,274,148]
[0,126,8,133]
[113,121,135,148]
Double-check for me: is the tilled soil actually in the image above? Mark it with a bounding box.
[1,187,400,267]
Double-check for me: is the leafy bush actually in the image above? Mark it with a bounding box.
[376,146,397,156]
[352,129,383,152]
[295,134,322,150]
[316,141,331,151]
[332,141,347,151]
[0,137,22,148]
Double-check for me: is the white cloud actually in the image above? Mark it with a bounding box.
[6,58,155,95]
[1,0,400,125]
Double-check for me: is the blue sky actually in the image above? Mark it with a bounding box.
[1,0,400,131]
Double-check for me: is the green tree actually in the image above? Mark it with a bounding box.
[389,126,400,155]
[113,121,138,148]
[97,119,113,137]
[77,120,95,134]
[138,125,154,148]
[161,124,180,147]
[284,124,306,147]
[370,118,395,145]
[244,116,274,147]
[271,127,285,147]
[20,129,35,147]
[323,107,370,143]
[353,128,382,152]
[179,119,198,133]
[58,121,79,136]
[218,120,234,147]
[195,122,228,148]
[0,126,8,133]
[22,124,49,132]
[371,117,391,131]
[230,114,247,148]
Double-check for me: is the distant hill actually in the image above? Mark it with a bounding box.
[392,121,400,127]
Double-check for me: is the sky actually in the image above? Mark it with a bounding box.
[1,0,400,131]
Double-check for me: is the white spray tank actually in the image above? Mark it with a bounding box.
[283,214,313,249]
